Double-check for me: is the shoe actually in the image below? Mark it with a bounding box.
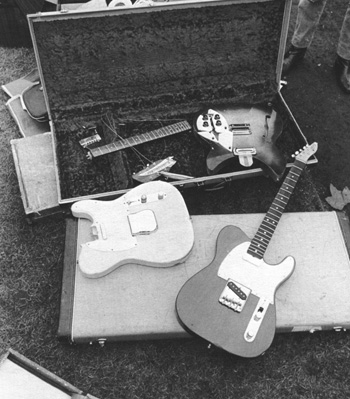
[334,55,350,94]
[282,45,307,75]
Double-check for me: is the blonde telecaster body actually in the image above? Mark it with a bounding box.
[72,181,194,278]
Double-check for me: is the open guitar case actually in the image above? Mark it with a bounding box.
[24,0,317,214]
[23,0,350,344]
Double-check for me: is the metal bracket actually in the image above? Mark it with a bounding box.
[124,191,167,207]
[233,148,257,167]
[244,297,269,342]
[219,279,250,313]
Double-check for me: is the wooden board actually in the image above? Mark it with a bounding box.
[58,211,350,344]
[10,133,60,219]
[0,348,99,399]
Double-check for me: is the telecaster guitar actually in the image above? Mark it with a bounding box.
[176,143,318,357]
[71,181,194,278]
[195,104,286,181]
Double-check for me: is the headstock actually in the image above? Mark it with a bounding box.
[292,142,318,163]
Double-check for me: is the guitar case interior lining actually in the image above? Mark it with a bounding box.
[27,0,317,207]
[58,211,350,344]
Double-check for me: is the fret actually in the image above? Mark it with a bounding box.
[252,238,269,248]
[248,244,265,257]
[89,120,191,158]
[261,216,278,230]
[270,204,283,214]
[293,165,303,172]
[96,146,106,156]
[279,189,292,198]
[253,230,271,241]
[253,237,270,249]
[258,228,276,239]
[258,224,276,236]
[259,221,275,232]
[132,136,142,144]
[261,217,276,226]
[285,177,297,185]
[109,142,123,153]
[264,213,279,222]
[253,235,270,246]
[286,177,297,184]
[250,243,268,255]
[260,223,277,233]
[278,193,289,201]
[274,197,287,206]
[107,143,117,153]
[283,182,295,190]
[166,125,174,135]
[154,128,164,137]
[267,209,282,220]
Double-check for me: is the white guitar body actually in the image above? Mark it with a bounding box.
[71,181,194,278]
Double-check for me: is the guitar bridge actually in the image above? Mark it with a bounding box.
[219,280,250,313]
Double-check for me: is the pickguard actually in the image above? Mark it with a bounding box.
[217,241,295,303]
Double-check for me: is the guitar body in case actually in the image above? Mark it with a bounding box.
[194,104,286,181]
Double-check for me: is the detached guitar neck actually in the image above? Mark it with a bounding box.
[88,120,191,159]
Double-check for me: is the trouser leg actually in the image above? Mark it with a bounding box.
[337,4,350,61]
[291,0,328,49]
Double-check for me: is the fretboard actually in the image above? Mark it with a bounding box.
[247,159,306,259]
[89,120,191,158]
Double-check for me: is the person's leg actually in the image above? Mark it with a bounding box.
[337,4,350,60]
[283,0,327,74]
[291,0,328,48]
[334,4,350,93]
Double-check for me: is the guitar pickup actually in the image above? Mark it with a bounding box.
[196,109,229,134]
[219,279,250,313]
